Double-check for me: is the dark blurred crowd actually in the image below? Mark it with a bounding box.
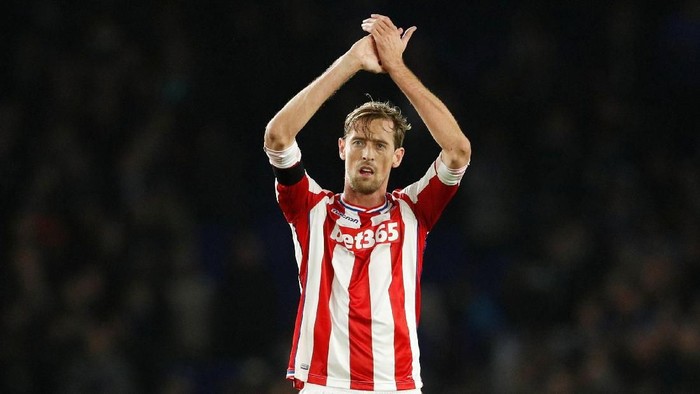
[1,1,699,393]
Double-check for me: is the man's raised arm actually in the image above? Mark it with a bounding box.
[263,36,384,152]
[362,14,471,169]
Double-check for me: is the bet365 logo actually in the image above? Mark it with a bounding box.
[331,221,399,250]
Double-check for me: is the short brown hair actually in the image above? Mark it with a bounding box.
[343,100,411,149]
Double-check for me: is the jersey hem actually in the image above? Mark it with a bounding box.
[300,373,420,391]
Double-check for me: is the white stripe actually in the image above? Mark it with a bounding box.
[401,160,437,204]
[294,199,329,381]
[369,244,396,389]
[307,176,324,193]
[327,244,354,388]
[290,223,303,291]
[398,199,422,386]
[371,212,391,226]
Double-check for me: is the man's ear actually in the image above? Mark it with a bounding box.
[392,147,405,168]
[338,138,346,160]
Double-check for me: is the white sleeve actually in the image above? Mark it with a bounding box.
[263,140,302,169]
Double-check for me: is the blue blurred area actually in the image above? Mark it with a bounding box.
[1,1,699,393]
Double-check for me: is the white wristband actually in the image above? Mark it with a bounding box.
[436,155,469,186]
[264,140,302,169]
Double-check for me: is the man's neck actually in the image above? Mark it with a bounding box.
[342,188,387,209]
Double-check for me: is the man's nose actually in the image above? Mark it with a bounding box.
[362,146,375,160]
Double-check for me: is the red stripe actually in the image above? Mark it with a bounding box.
[415,174,458,231]
[281,176,331,379]
[389,210,416,389]
[287,291,305,377]
[287,219,311,378]
[307,222,336,385]
[348,250,374,390]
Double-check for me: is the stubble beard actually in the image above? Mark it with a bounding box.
[349,174,382,195]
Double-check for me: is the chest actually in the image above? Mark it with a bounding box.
[326,205,403,254]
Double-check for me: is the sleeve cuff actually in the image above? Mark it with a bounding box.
[436,155,469,186]
[264,140,302,169]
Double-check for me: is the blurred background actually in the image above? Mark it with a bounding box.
[1,1,699,393]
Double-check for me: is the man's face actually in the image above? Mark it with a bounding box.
[339,118,405,195]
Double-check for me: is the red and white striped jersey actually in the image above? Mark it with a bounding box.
[274,156,464,391]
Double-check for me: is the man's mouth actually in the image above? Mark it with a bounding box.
[359,166,375,176]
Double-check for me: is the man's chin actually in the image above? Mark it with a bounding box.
[349,179,380,195]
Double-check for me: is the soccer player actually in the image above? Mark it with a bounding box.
[263,14,471,393]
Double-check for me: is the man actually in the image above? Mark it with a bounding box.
[264,14,471,393]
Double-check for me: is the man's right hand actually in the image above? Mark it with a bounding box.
[347,35,384,74]
[361,14,416,74]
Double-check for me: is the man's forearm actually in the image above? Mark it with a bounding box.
[264,54,362,151]
[388,64,471,168]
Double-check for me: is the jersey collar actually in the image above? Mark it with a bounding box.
[339,194,390,214]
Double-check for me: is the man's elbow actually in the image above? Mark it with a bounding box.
[449,137,472,168]
[264,120,292,151]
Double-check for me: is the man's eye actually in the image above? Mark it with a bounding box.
[376,144,386,150]
[353,140,364,146]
